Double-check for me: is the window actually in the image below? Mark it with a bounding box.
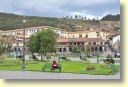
[82,42,84,45]
[69,47,72,52]
[93,42,96,45]
[77,43,80,45]
[63,48,66,52]
[74,43,76,45]
[85,34,88,38]
[79,34,82,38]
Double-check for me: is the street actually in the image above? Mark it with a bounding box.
[0,70,120,79]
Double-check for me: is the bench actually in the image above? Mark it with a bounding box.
[42,62,62,72]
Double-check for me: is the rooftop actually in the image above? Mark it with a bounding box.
[57,38,105,42]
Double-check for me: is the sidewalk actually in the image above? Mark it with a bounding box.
[0,70,120,79]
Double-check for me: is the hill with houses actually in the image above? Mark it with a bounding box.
[0,12,120,32]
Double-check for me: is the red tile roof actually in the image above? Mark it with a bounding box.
[57,38,104,43]
[57,38,69,42]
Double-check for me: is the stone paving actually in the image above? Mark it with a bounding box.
[0,70,120,79]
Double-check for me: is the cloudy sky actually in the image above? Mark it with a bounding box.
[0,0,120,19]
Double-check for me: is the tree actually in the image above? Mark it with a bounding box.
[79,15,81,19]
[86,45,91,53]
[72,46,80,53]
[66,16,69,19]
[101,14,120,21]
[29,34,39,55]
[92,18,96,21]
[0,37,6,55]
[70,16,73,19]
[84,16,86,20]
[29,29,58,60]
[81,17,84,20]
[75,15,78,19]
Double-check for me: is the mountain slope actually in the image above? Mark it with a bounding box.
[0,12,120,31]
[101,14,120,21]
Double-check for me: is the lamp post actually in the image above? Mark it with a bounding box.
[71,37,74,53]
[22,17,26,71]
[96,31,99,63]
[16,36,19,59]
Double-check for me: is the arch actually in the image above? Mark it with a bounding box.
[99,47,103,52]
[95,47,98,51]
[91,47,95,52]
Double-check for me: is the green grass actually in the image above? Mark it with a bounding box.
[0,60,120,75]
[60,62,119,75]
[0,55,8,59]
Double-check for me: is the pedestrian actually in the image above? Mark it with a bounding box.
[80,53,82,59]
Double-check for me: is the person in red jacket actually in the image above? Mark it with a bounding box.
[52,60,59,71]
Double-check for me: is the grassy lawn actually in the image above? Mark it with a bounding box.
[0,60,120,75]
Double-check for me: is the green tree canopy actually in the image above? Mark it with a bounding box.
[0,37,6,55]
[72,46,80,53]
[29,29,58,60]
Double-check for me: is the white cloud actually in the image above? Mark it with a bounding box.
[0,0,120,19]
[13,11,24,15]
[66,0,117,6]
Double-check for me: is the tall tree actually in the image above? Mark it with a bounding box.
[79,15,81,19]
[75,15,78,19]
[29,29,58,60]
[0,37,6,55]
[84,16,86,20]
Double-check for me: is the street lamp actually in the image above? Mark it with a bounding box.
[22,17,26,71]
[16,36,19,59]
[96,31,100,63]
[70,37,74,53]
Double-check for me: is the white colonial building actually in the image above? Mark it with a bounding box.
[108,34,120,52]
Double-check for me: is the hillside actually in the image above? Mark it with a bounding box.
[0,12,120,32]
[101,14,120,21]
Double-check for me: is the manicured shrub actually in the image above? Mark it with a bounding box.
[86,65,96,70]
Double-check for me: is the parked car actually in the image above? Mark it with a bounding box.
[87,53,93,58]
[95,52,104,57]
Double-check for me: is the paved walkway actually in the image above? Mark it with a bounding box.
[0,70,120,79]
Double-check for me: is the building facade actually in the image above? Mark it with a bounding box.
[67,30,111,40]
[0,26,117,54]
[57,38,106,53]
[108,34,120,52]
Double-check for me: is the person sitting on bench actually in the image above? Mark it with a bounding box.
[52,60,59,72]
